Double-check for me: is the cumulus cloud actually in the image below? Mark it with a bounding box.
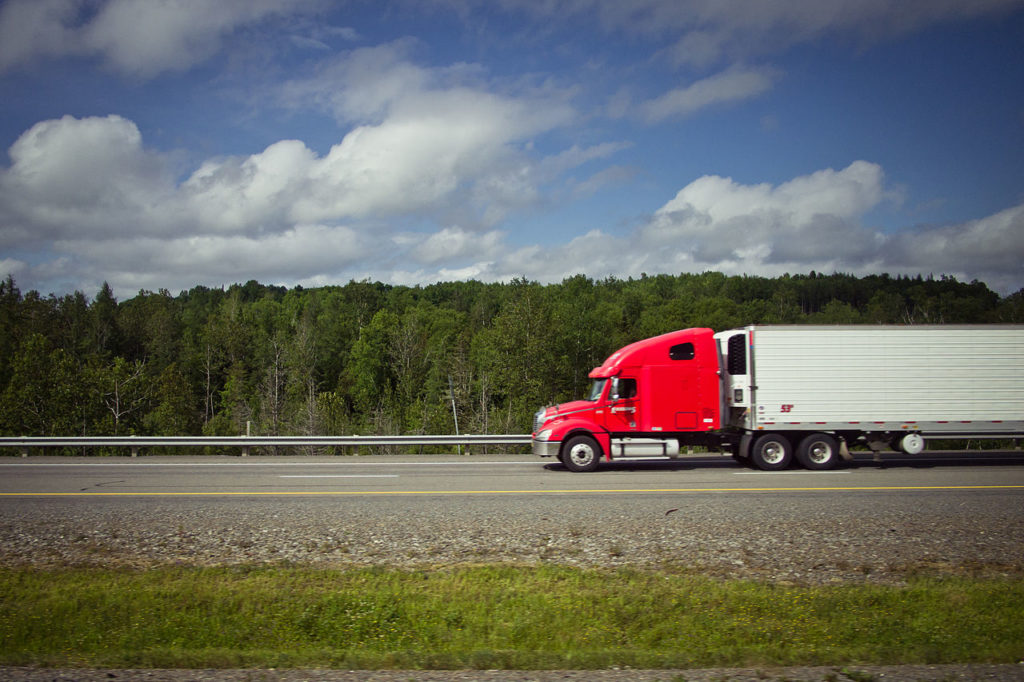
[182,139,317,233]
[485,161,1022,294]
[0,68,588,295]
[0,115,176,243]
[641,161,890,265]
[883,204,1024,293]
[0,69,579,240]
[279,41,575,144]
[275,42,583,227]
[2,122,1021,294]
[53,223,369,293]
[405,227,505,266]
[0,0,320,77]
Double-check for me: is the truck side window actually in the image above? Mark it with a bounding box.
[727,334,747,375]
[618,378,637,399]
[669,342,694,361]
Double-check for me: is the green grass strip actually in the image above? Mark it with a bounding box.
[2,565,1023,669]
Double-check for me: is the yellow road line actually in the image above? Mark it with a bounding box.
[1,485,1023,497]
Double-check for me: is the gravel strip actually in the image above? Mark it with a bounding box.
[1,494,1022,583]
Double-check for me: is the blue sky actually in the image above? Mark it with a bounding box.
[1,0,1022,298]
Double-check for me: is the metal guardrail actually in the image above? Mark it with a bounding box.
[0,435,533,457]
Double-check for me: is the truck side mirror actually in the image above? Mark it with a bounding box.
[609,377,620,401]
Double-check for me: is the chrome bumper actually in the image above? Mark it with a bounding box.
[532,438,561,457]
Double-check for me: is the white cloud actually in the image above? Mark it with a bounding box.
[883,204,1024,292]
[666,0,1024,67]
[279,41,574,140]
[0,78,580,242]
[2,125,1021,295]
[0,57,592,295]
[657,160,888,225]
[182,139,317,233]
[0,115,176,243]
[0,0,321,77]
[488,161,1022,294]
[407,227,505,266]
[0,0,78,72]
[0,258,27,280]
[639,65,780,122]
[53,222,368,291]
[279,40,434,124]
[276,44,580,226]
[499,0,1024,68]
[642,161,890,266]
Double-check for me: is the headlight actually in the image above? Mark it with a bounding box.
[536,429,552,441]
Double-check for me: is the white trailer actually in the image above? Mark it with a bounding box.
[715,325,1024,469]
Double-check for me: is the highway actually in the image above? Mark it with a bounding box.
[2,450,1024,497]
[2,451,1023,582]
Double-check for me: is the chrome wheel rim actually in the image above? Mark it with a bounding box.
[568,442,595,467]
[807,441,832,464]
[761,441,785,465]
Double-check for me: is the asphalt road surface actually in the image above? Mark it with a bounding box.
[2,449,1024,498]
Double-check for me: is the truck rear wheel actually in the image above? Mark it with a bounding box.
[750,433,792,471]
[562,435,602,472]
[796,433,839,470]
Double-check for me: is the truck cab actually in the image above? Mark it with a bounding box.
[532,328,723,471]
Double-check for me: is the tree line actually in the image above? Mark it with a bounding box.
[1,272,1021,449]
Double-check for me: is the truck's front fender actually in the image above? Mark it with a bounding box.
[535,418,610,461]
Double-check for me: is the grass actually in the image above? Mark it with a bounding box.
[1,564,1022,669]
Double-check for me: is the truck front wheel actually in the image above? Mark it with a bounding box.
[796,433,839,470]
[750,433,792,471]
[562,435,602,472]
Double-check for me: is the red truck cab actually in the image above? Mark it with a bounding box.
[532,328,722,471]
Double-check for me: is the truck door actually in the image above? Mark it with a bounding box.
[603,375,639,433]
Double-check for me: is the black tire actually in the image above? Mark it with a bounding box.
[796,433,840,470]
[750,433,792,471]
[562,434,602,472]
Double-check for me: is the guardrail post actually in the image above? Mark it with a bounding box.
[241,421,251,457]
[20,447,28,458]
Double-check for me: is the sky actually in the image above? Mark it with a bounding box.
[0,0,1023,299]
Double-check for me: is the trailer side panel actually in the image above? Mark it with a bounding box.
[737,326,1024,434]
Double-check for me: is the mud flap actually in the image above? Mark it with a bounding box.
[737,432,754,460]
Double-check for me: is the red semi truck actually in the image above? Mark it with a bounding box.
[531,325,1024,471]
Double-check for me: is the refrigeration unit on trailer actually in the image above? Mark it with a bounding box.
[532,325,1024,471]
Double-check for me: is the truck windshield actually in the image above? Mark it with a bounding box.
[586,378,607,401]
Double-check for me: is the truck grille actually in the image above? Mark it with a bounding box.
[532,408,547,433]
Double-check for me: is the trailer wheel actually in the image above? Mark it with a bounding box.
[750,433,792,471]
[796,433,839,470]
[562,435,602,472]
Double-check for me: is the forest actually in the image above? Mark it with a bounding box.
[1,271,1022,448]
